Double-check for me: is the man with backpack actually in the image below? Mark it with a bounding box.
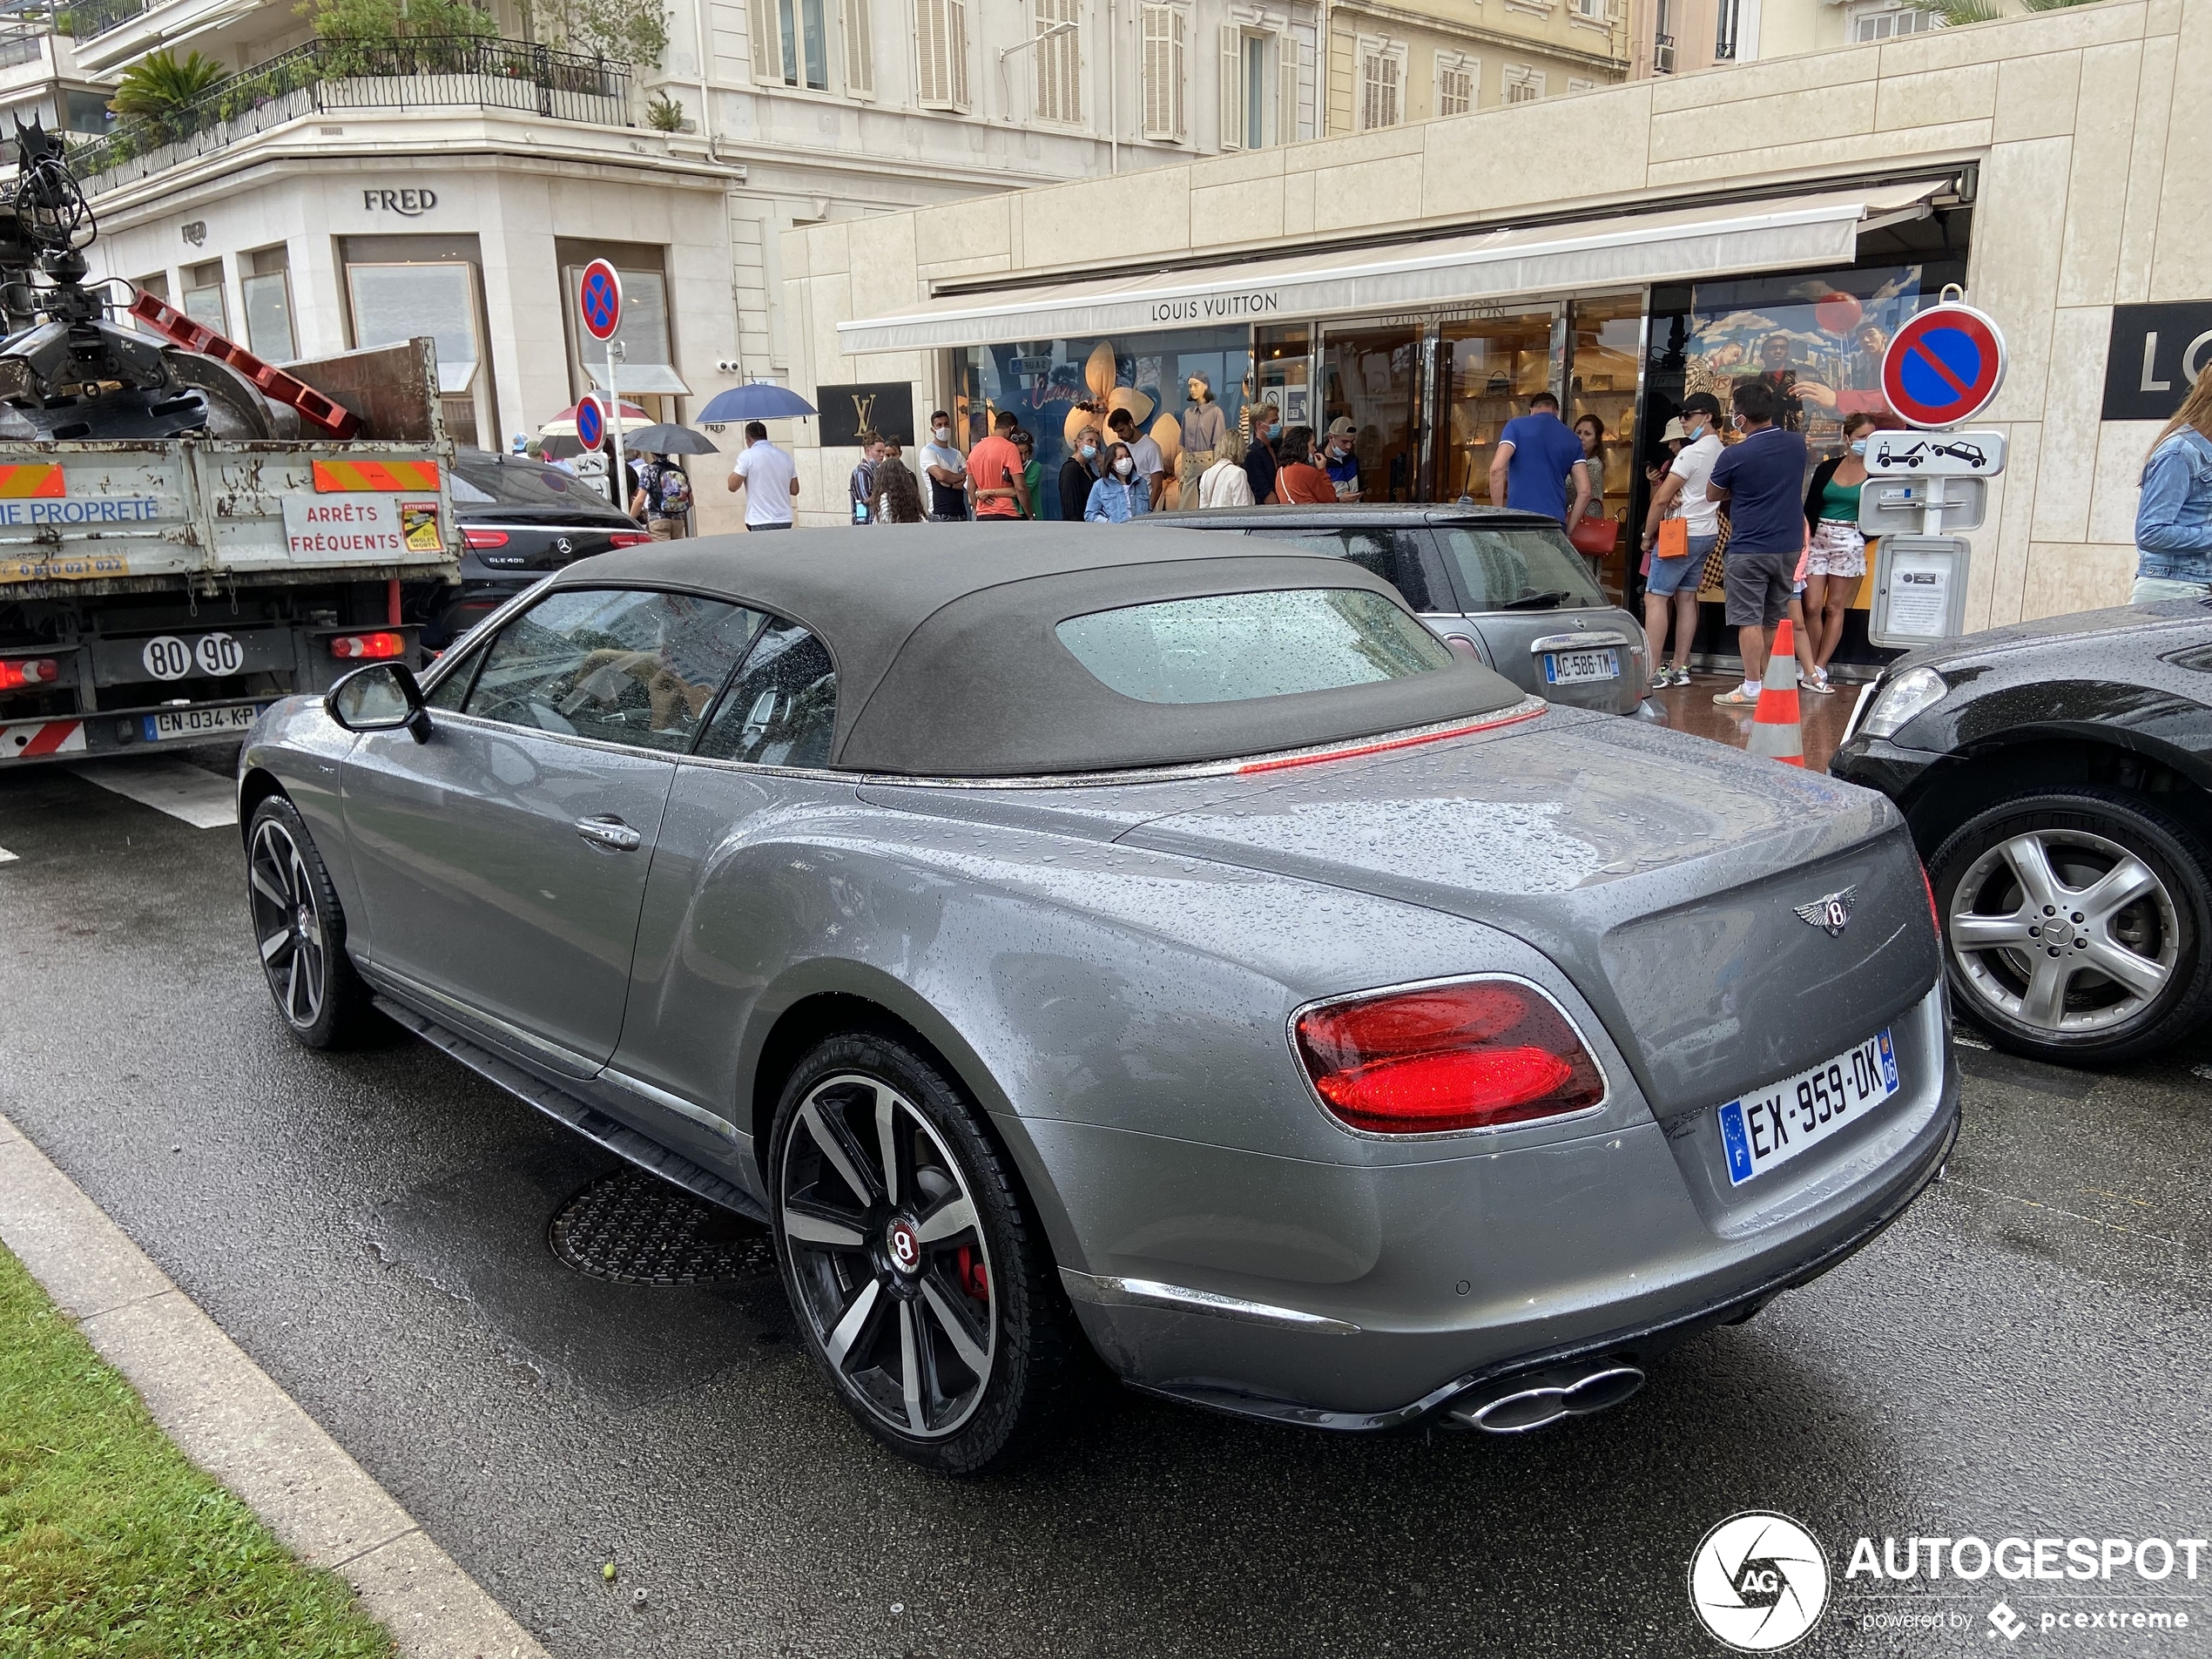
[630,454,694,540]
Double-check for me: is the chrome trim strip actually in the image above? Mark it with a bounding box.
[358,961,602,1079]
[1529,631,1630,652]
[1059,1269,1362,1334]
[1285,970,1614,1143]
[599,1067,744,1146]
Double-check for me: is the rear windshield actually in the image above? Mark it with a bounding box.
[1055,588,1453,705]
[1435,525,1604,610]
[450,452,626,517]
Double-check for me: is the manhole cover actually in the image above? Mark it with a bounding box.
[550,1167,774,1285]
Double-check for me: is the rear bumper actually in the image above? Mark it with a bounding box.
[1061,985,1960,1431]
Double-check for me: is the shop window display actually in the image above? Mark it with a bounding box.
[950,327,1254,518]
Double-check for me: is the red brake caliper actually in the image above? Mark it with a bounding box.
[956,1245,988,1300]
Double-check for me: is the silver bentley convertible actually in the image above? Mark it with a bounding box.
[238,526,1959,1473]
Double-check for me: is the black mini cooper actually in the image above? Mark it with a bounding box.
[1831,598,2212,1064]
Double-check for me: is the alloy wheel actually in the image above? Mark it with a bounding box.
[246,818,328,1030]
[779,1072,997,1440]
[1947,827,2179,1035]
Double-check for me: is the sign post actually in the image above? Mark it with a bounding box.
[578,259,625,514]
[1861,295,2012,648]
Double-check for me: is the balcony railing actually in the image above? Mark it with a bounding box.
[71,36,634,192]
[52,0,146,39]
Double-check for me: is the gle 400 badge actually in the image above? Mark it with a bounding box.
[1690,1513,1831,1650]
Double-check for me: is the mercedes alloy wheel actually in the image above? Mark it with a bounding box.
[768,1032,1089,1473]
[1931,789,2212,1064]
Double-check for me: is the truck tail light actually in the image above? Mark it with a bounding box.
[462,528,509,549]
[0,658,60,690]
[608,530,652,547]
[1293,980,1605,1135]
[330,632,405,660]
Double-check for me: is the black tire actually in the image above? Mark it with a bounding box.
[767,1031,1089,1474]
[245,795,375,1049]
[1928,787,2212,1066]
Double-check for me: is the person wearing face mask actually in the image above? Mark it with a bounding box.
[1322,417,1363,502]
[1242,401,1281,503]
[1083,442,1151,523]
[920,410,971,522]
[1060,424,1103,523]
[1637,392,1724,689]
[1798,410,1883,693]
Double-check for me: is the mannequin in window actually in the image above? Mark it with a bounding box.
[1176,371,1231,509]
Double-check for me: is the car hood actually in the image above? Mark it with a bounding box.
[1893,598,2211,673]
[1109,708,1940,1122]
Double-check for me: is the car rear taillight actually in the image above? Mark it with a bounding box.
[1293,979,1605,1135]
[329,631,405,660]
[462,528,509,549]
[0,658,60,690]
[609,530,652,547]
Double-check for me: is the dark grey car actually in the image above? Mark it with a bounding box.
[238,526,1957,1474]
[1148,504,1651,714]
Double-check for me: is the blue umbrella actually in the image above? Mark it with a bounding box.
[698,382,818,423]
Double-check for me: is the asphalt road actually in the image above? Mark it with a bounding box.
[3,753,2209,1659]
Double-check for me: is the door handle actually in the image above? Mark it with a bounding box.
[574,815,643,853]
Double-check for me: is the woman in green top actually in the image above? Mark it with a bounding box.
[1013,429,1043,520]
[1800,410,1880,695]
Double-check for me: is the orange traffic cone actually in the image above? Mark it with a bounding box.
[1745,618,1804,766]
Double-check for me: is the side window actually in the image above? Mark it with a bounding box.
[1249,528,1436,612]
[697,618,838,768]
[424,650,480,711]
[462,589,765,754]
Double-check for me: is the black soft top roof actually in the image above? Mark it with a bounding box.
[550,524,1522,776]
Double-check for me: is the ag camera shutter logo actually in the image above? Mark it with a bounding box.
[1689,1512,1831,1650]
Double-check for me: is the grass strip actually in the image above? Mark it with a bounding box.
[0,1240,397,1658]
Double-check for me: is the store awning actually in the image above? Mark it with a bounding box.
[585,361,692,397]
[838,180,1949,353]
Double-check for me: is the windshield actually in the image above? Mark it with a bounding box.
[1434,524,1604,610]
[450,452,629,518]
[1055,588,1453,705]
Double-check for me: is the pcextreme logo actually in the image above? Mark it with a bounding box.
[1689,1512,1832,1651]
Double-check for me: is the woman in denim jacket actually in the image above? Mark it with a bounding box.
[2134,363,2212,602]
[1084,442,1152,523]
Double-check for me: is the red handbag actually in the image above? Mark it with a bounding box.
[1569,515,1619,557]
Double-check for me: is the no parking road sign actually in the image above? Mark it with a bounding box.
[1882,302,2007,429]
[578,259,624,342]
[575,394,606,451]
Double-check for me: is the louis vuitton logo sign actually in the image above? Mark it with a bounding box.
[1150,291,1284,324]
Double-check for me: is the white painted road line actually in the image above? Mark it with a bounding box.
[0,1111,550,1659]
[0,845,16,864]
[65,758,238,829]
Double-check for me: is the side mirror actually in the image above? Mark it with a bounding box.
[328,662,432,744]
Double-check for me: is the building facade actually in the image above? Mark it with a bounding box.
[1325,0,1632,132]
[779,0,2210,648]
[1,0,1316,533]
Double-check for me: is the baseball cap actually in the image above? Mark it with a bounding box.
[1326,416,1355,436]
[1681,392,1723,419]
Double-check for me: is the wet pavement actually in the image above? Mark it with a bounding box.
[1646,667,1868,772]
[3,753,2209,1658]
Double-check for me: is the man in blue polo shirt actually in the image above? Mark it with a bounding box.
[1706,378,1809,705]
[1489,392,1592,525]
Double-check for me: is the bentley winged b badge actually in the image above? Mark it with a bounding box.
[1794,887,1858,937]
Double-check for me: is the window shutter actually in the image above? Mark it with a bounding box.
[1035,0,1078,123]
[1142,4,1184,140]
[946,0,969,107]
[917,0,941,101]
[750,0,783,84]
[1276,32,1297,145]
[1218,24,1243,151]
[844,0,873,97]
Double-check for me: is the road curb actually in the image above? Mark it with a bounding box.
[0,1110,551,1659]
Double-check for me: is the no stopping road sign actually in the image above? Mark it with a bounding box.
[1882,303,2007,429]
[579,259,623,343]
[575,394,605,450]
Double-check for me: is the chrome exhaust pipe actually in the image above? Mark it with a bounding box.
[1447,1360,1646,1434]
